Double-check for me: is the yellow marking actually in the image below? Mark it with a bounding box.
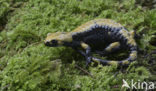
[127,38,136,46]
[119,29,136,46]
[95,19,123,28]
[47,33,52,36]
[119,29,129,39]
[71,19,123,35]
[92,58,100,64]
[108,61,118,65]
[130,30,135,38]
[130,51,137,60]
[45,32,73,45]
[58,41,63,45]
[108,32,111,35]
[81,42,89,49]
[92,58,119,65]
[105,42,120,52]
[72,21,95,33]
[122,60,129,65]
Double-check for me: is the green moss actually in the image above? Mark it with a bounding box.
[0,0,156,90]
[0,44,63,91]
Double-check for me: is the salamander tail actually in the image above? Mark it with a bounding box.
[92,50,137,66]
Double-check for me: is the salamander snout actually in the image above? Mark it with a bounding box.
[44,40,58,47]
[44,41,51,46]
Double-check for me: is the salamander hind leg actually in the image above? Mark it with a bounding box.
[95,42,121,56]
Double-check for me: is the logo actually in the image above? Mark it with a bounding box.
[122,79,155,90]
[122,79,130,88]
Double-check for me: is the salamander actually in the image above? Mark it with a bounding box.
[44,19,137,66]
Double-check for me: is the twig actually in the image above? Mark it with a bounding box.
[75,65,94,78]
[1,84,10,91]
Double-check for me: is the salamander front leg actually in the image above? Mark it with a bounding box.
[80,42,92,67]
[72,47,86,57]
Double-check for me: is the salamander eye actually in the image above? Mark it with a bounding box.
[51,40,58,45]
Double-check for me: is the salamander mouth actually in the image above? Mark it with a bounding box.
[44,42,51,46]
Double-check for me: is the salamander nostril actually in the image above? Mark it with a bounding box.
[44,41,50,46]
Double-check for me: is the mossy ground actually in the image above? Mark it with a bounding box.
[0,0,156,91]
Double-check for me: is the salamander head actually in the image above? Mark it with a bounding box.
[44,32,72,47]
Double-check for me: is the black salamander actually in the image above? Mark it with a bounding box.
[44,19,137,66]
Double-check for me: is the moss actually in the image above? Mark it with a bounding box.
[0,0,156,90]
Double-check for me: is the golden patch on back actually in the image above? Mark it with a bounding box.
[71,19,123,34]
